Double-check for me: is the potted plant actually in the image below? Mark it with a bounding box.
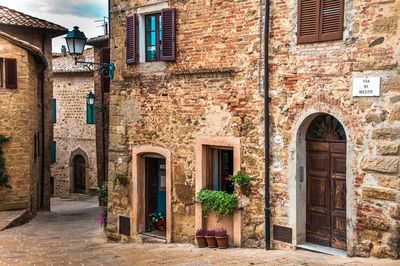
[215,228,229,249]
[205,230,217,248]
[195,229,207,248]
[151,213,166,231]
[230,171,253,196]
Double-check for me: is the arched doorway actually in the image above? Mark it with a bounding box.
[306,114,347,250]
[73,155,86,194]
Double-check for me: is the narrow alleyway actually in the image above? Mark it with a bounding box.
[0,196,396,265]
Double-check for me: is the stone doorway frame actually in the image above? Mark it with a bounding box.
[194,136,243,247]
[287,110,355,255]
[130,145,172,243]
[69,148,90,194]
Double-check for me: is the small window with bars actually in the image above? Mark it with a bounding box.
[0,58,17,89]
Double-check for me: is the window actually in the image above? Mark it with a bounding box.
[52,99,57,123]
[50,141,56,163]
[86,102,95,124]
[0,58,17,89]
[207,147,234,194]
[126,8,176,64]
[145,13,162,62]
[297,0,344,44]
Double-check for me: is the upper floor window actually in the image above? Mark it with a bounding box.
[206,147,234,194]
[145,13,162,62]
[0,58,17,89]
[126,8,176,64]
[297,0,344,44]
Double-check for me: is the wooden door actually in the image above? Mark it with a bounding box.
[306,141,346,250]
[74,155,86,194]
[145,157,159,231]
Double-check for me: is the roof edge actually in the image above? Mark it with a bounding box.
[0,30,47,66]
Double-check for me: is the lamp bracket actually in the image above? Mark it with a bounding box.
[74,57,115,79]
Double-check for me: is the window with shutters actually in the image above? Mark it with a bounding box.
[0,58,17,89]
[297,0,344,44]
[127,7,176,64]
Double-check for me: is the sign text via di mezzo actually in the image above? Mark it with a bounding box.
[352,76,380,97]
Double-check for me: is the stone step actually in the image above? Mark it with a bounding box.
[0,201,28,211]
[0,209,30,231]
[138,232,167,244]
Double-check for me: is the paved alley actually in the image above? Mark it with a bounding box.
[0,196,397,265]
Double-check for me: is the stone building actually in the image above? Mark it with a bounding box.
[51,49,98,196]
[0,5,66,216]
[107,0,399,259]
[267,0,399,259]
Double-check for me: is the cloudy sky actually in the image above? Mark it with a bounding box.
[0,0,108,52]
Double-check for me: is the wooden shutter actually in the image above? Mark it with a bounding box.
[298,0,319,43]
[52,99,57,123]
[5,58,17,89]
[87,103,95,124]
[126,14,137,64]
[50,141,56,163]
[161,8,176,61]
[100,48,110,92]
[319,0,344,41]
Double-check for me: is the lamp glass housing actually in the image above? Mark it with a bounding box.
[65,26,87,56]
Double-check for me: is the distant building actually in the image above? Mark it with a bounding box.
[0,5,67,215]
[51,49,98,196]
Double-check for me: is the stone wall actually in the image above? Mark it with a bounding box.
[268,0,399,258]
[108,0,266,247]
[52,51,97,196]
[0,37,39,213]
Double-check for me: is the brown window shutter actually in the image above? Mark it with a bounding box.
[161,8,176,61]
[297,0,319,44]
[5,58,17,89]
[100,48,111,93]
[319,0,344,41]
[0,58,3,87]
[126,14,137,64]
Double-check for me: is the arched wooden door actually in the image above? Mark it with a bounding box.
[306,114,347,250]
[73,155,86,194]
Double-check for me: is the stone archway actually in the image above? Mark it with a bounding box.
[130,145,172,243]
[69,148,90,194]
[287,111,355,254]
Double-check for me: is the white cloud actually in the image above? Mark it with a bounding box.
[0,0,108,52]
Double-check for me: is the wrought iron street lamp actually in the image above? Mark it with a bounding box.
[86,91,96,106]
[65,26,115,79]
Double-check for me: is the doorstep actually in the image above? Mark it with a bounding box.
[139,232,167,244]
[297,243,347,256]
[0,209,29,231]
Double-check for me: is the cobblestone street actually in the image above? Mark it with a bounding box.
[0,196,397,265]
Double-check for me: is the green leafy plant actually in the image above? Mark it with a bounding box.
[0,136,11,189]
[98,182,108,230]
[196,189,237,219]
[230,171,253,196]
[113,172,127,188]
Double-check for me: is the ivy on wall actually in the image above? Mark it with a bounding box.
[0,135,11,189]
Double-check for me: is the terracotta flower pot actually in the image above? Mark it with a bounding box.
[205,236,218,248]
[195,236,207,248]
[215,236,229,249]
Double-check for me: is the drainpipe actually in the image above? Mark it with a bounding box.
[264,0,271,250]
